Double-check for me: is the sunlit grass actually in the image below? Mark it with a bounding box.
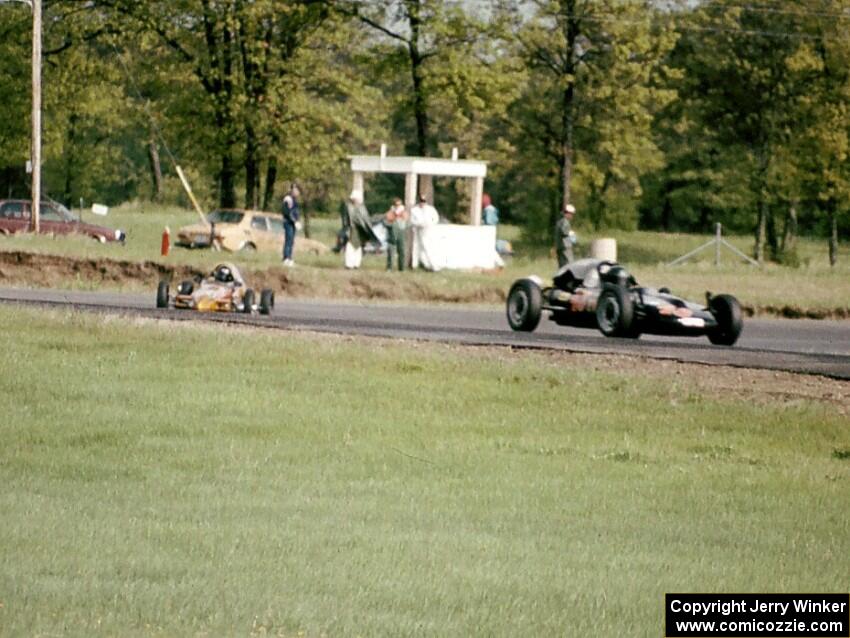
[0,305,847,636]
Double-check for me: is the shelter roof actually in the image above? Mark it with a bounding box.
[349,154,487,178]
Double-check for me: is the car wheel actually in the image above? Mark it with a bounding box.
[156,281,169,308]
[177,280,194,295]
[94,234,107,244]
[707,294,743,346]
[506,279,542,332]
[624,321,642,339]
[259,288,274,315]
[243,288,255,314]
[596,284,634,338]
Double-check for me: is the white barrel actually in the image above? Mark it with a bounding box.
[590,238,617,261]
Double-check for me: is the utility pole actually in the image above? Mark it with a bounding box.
[31,0,41,233]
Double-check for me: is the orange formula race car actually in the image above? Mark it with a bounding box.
[156,262,274,315]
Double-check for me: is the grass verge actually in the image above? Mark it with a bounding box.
[0,305,848,636]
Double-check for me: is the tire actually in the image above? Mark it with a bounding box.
[177,280,194,295]
[242,288,255,314]
[506,279,542,332]
[596,284,634,338]
[156,281,169,308]
[707,294,743,346]
[624,321,642,340]
[259,289,275,315]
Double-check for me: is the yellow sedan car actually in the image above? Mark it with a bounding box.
[176,209,284,253]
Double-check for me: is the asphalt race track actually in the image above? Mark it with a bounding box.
[2,287,850,379]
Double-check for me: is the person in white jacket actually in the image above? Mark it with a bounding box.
[409,194,439,269]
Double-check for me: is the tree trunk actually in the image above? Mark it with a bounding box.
[263,156,277,212]
[302,198,311,239]
[62,112,78,206]
[828,204,837,267]
[752,149,769,263]
[245,124,259,209]
[558,0,578,221]
[766,205,779,261]
[408,0,429,157]
[147,139,163,202]
[780,199,797,255]
[754,198,767,263]
[219,153,237,208]
[210,3,238,208]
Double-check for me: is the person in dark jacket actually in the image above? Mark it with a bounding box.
[281,184,300,267]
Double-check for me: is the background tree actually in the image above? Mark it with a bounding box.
[788,2,850,266]
[95,0,333,208]
[508,0,677,236]
[351,0,520,217]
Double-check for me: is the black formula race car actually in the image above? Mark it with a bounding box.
[506,259,743,345]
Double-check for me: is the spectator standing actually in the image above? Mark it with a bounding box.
[384,197,408,271]
[281,184,300,267]
[555,204,577,268]
[340,190,376,269]
[409,194,439,269]
[482,193,499,226]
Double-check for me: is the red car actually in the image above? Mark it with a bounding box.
[0,199,126,243]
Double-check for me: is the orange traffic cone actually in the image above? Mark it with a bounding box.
[161,226,171,257]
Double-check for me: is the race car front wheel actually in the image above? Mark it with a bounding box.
[260,289,275,315]
[243,288,255,314]
[707,294,743,346]
[156,281,169,308]
[506,279,542,332]
[596,284,635,338]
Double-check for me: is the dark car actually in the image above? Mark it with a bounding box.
[506,259,743,346]
[0,199,126,243]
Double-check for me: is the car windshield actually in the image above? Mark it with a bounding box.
[207,210,244,224]
[40,201,76,222]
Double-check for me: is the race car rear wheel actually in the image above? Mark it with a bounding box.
[707,294,743,346]
[177,280,194,295]
[156,281,169,308]
[243,288,255,314]
[596,284,634,338]
[506,279,542,332]
[260,289,275,315]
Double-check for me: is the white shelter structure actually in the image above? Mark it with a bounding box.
[349,147,502,270]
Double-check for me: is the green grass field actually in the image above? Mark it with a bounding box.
[1,203,848,315]
[0,305,847,636]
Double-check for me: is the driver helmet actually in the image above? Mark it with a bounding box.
[215,265,232,283]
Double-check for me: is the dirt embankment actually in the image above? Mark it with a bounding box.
[0,250,847,316]
[0,251,506,305]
